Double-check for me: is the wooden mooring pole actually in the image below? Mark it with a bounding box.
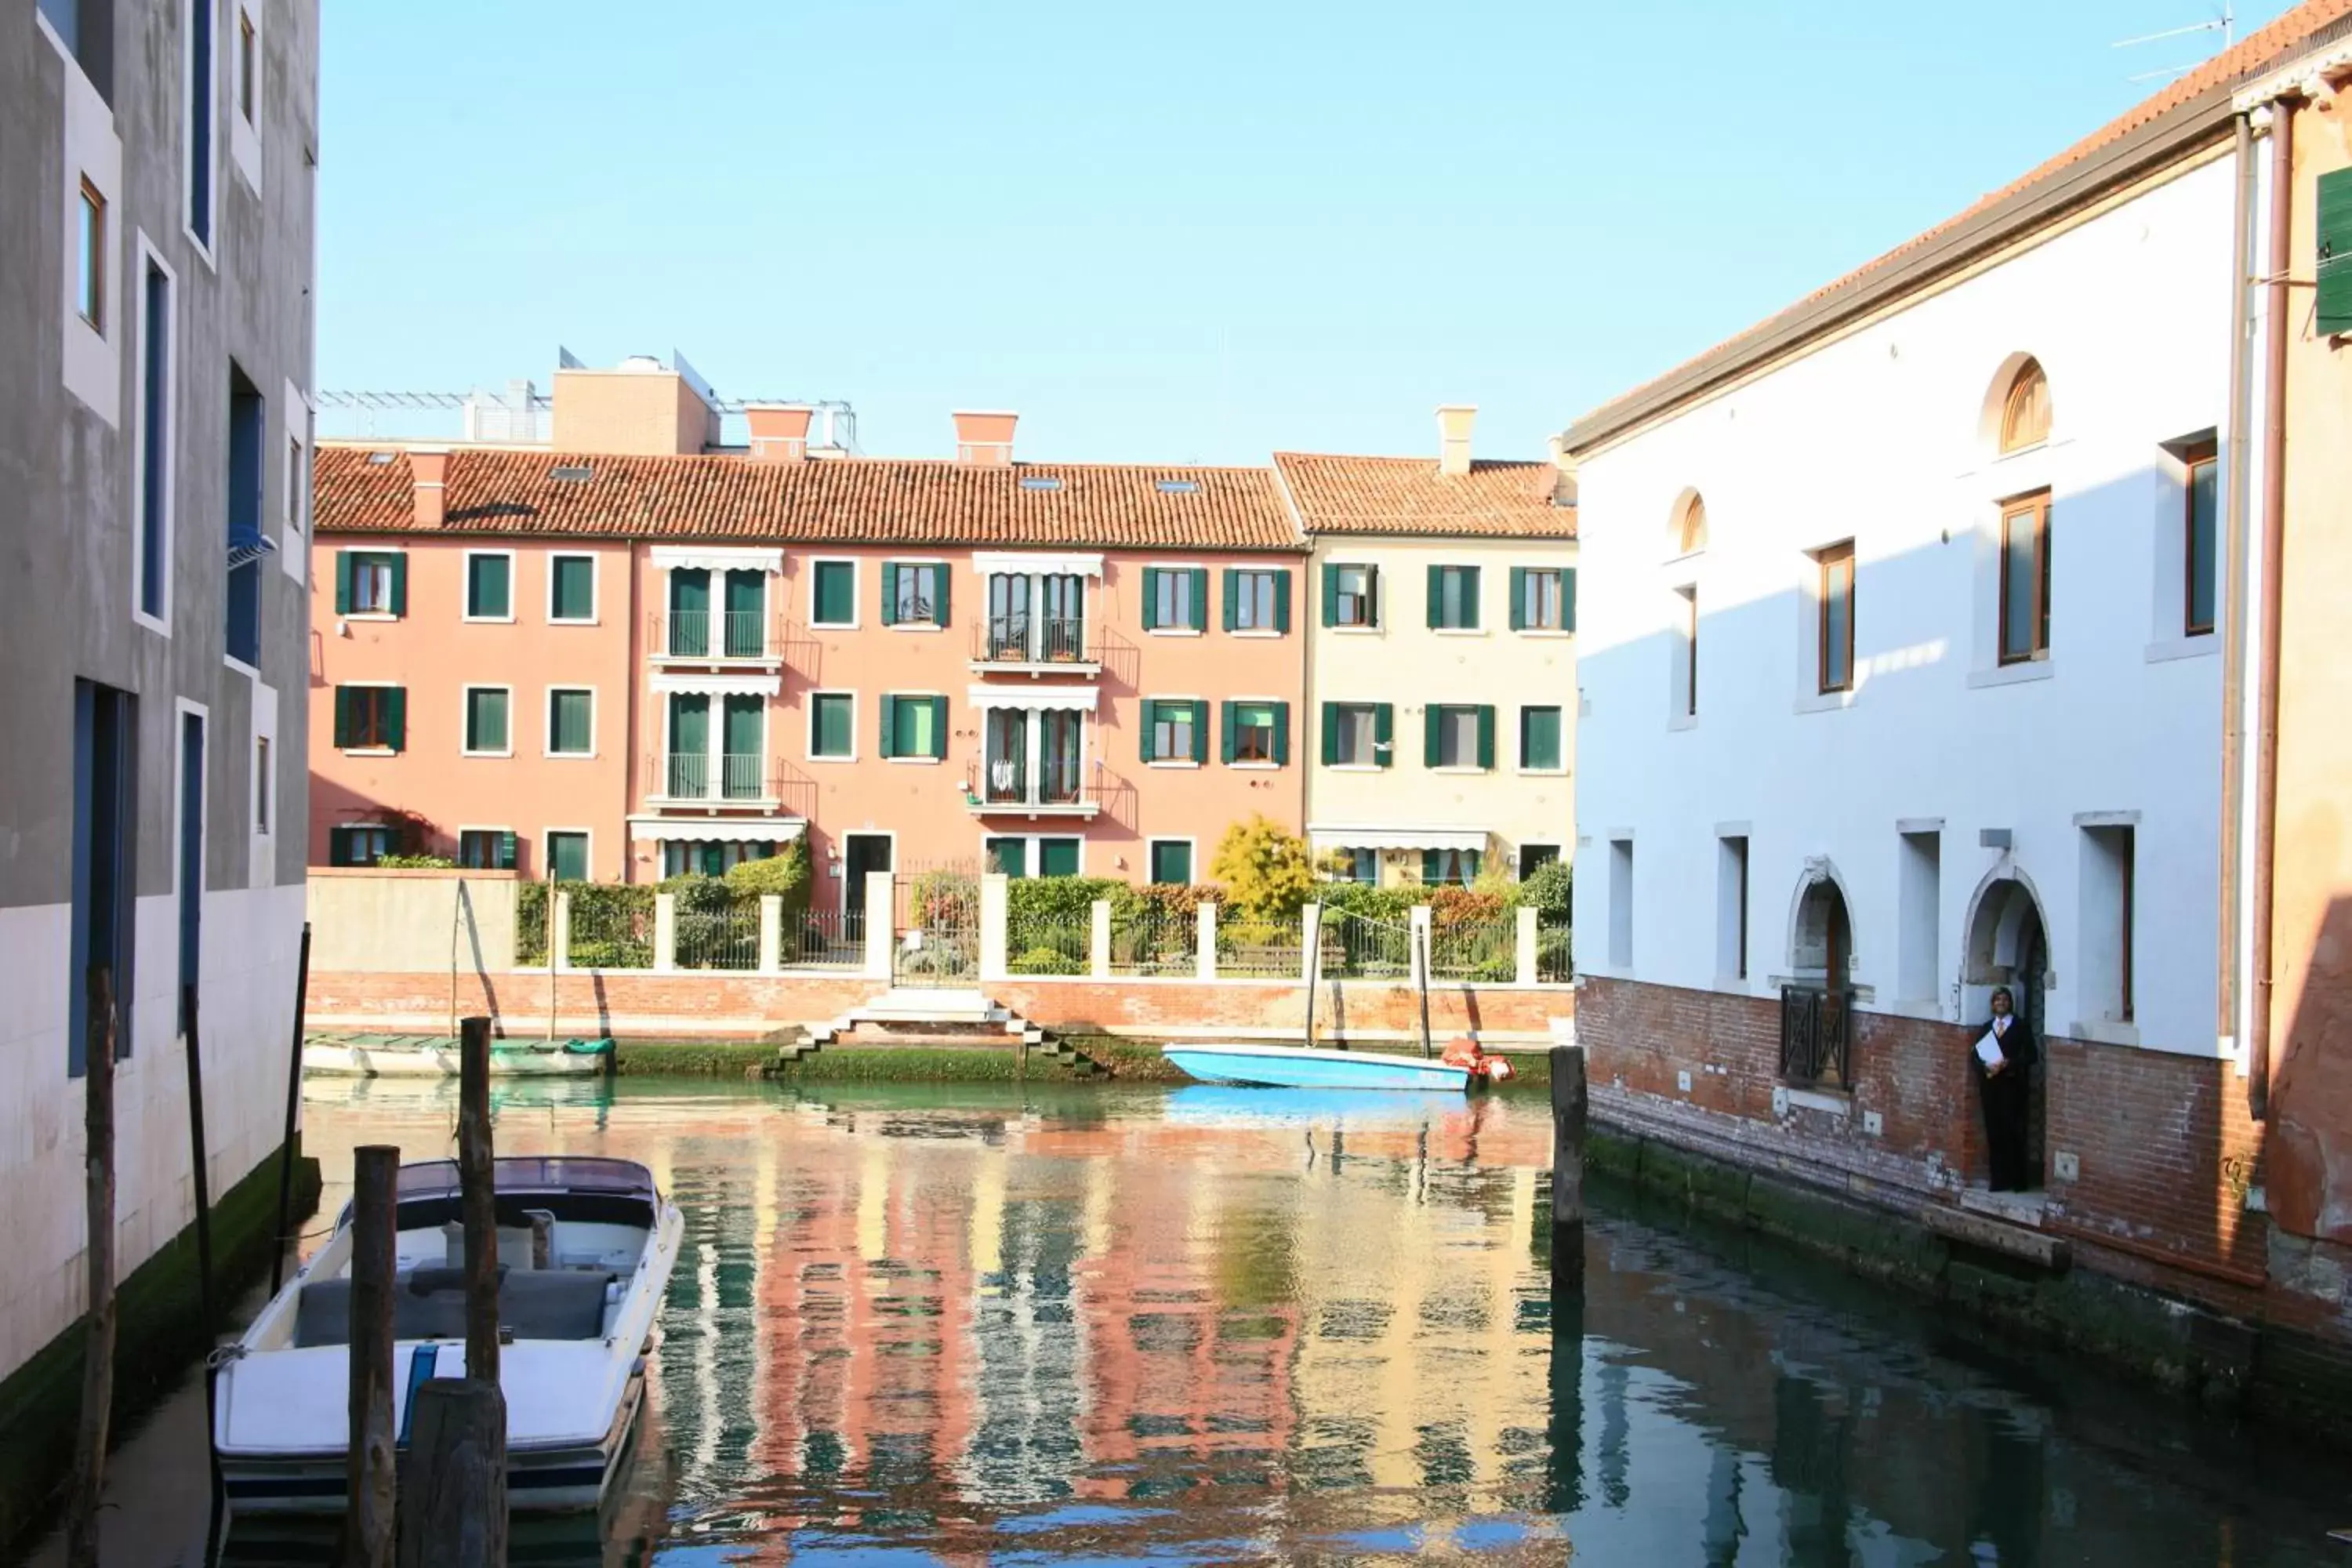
[457,1015,501,1388]
[272,921,313,1294]
[1549,1043,1587,1287]
[67,967,117,1568]
[345,1144,401,1568]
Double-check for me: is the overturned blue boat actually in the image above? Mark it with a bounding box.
[1160,1042,1475,1091]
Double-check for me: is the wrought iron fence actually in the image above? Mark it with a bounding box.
[674,891,760,971]
[565,887,655,970]
[660,610,770,659]
[1109,906,1197,977]
[1217,914,1305,979]
[1428,916,1518,982]
[1537,923,1573,983]
[789,907,865,970]
[1007,909,1091,975]
[1320,909,1414,979]
[979,614,1090,662]
[662,753,768,800]
[1780,985,1853,1089]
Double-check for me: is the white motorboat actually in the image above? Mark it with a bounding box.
[213,1155,683,1515]
[301,1032,613,1079]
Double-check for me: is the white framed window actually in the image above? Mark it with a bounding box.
[1668,584,1698,728]
[350,551,399,616]
[808,689,857,760]
[132,236,177,633]
[1715,833,1748,983]
[1147,838,1195,887]
[463,550,516,622]
[548,552,598,623]
[546,687,595,757]
[183,0,218,260]
[253,735,271,833]
[1144,564,1206,633]
[281,379,311,583]
[75,178,105,331]
[463,685,513,757]
[809,557,859,630]
[458,826,519,871]
[1327,562,1377,629]
[227,0,262,192]
[1607,836,1635,969]
[543,828,592,884]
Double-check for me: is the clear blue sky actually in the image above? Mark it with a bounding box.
[318,1,2276,465]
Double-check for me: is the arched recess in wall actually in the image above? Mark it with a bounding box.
[1783,857,1858,988]
[1666,487,1708,557]
[1978,352,2054,456]
[1962,863,2055,1041]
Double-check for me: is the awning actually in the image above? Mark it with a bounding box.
[627,817,805,844]
[1308,825,1490,854]
[650,672,782,697]
[649,545,782,573]
[973,550,1105,580]
[967,684,1098,713]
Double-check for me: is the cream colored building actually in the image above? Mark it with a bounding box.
[1276,410,1578,884]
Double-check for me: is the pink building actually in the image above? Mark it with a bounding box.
[310,401,1308,913]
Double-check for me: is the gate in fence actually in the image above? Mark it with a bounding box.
[891,864,981,987]
[1321,909,1415,980]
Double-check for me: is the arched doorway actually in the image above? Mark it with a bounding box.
[1782,871,1855,1087]
[1964,875,2049,1190]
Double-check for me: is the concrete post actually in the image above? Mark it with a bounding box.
[654,891,678,972]
[1090,900,1113,979]
[979,873,1010,982]
[1516,906,1540,985]
[552,891,574,973]
[863,871,895,982]
[1301,902,1323,983]
[1196,902,1218,982]
[758,895,783,972]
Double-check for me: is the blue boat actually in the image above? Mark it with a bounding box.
[1160,1043,1472,1091]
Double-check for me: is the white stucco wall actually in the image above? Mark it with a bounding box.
[1571,155,2235,1058]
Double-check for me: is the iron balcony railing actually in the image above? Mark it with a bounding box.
[654,610,773,660]
[656,753,770,801]
[978,615,1091,664]
[1779,985,1853,1090]
[978,758,1087,809]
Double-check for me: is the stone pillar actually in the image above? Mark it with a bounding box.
[758,895,783,972]
[654,891,678,971]
[1301,903,1323,984]
[1196,902,1218,982]
[863,870,895,981]
[1516,906,1540,985]
[1090,900,1112,980]
[552,891,573,973]
[979,873,1010,982]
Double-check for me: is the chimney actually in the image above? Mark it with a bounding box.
[1436,405,1476,477]
[410,448,449,528]
[745,404,814,463]
[953,410,1018,466]
[1544,433,1578,506]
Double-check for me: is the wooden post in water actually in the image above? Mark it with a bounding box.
[67,967,117,1568]
[272,922,313,1294]
[457,1015,502,1387]
[346,1144,401,1568]
[1549,1043,1588,1286]
[396,1380,507,1568]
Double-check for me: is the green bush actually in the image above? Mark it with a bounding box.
[376,854,456,869]
[1428,887,1509,927]
[1515,858,1573,922]
[1008,945,1086,975]
[1315,882,1417,923]
[726,841,811,915]
[1007,876,1123,924]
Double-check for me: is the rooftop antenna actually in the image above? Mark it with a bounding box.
[2112,2,2234,83]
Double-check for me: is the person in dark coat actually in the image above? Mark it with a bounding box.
[1973,985,2038,1192]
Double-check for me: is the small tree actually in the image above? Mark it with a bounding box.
[726,840,812,916]
[1210,815,1316,920]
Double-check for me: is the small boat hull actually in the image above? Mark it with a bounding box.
[1162,1042,1472,1091]
[302,1036,612,1079]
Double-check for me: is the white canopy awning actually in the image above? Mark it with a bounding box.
[627,817,805,844]
[650,672,783,697]
[649,545,783,573]
[972,550,1105,580]
[967,684,1098,713]
[1308,825,1490,854]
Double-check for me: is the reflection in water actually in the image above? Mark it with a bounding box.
[216,1080,2346,1565]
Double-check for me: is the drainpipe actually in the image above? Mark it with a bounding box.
[2216,111,2255,1055]
[2249,95,2298,1121]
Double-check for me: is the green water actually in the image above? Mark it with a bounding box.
[250,1080,2352,1562]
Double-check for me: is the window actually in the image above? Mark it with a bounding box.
[2321,168,2352,336]
[70,681,137,1073]
[254,735,270,832]
[1224,568,1289,633]
[1426,704,1493,770]
[1038,837,1081,877]
[187,0,213,247]
[810,692,854,759]
[811,560,857,627]
[1427,564,1480,630]
[459,829,517,870]
[1421,848,1481,887]
[1519,706,1563,771]
[1818,542,1856,693]
[1716,835,1748,981]
[1673,586,1699,718]
[1323,563,1377,627]
[284,431,306,543]
[1608,837,1635,969]
[336,550,404,617]
[546,689,593,756]
[1142,699,1203,764]
[1511,567,1570,632]
[1897,829,1940,1004]
[1998,492,2052,663]
[720,695,762,797]
[136,256,172,622]
[466,554,513,621]
[2184,445,2217,637]
[1323,702,1390,768]
[1518,844,1559,879]
[1149,840,1193,886]
[881,695,946,760]
[463,688,510,755]
[1998,359,2051,453]
[1144,566,1207,632]
[1224,700,1285,765]
[661,839,772,878]
[328,825,394,869]
[1672,493,1708,555]
[237,9,256,122]
[332,686,404,752]
[884,562,946,627]
[549,554,597,622]
[2080,824,2137,1026]
[546,831,590,884]
[38,0,113,100]
[76,180,105,330]
[1338,848,1380,884]
[225,366,263,666]
[985,837,1029,877]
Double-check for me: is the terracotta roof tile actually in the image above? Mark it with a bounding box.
[314,447,1306,552]
[1570,0,2352,445]
[1272,453,1576,540]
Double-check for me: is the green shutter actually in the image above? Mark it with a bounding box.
[472,554,513,619]
[333,687,353,748]
[1188,568,1207,631]
[1475,705,1495,770]
[1460,566,1480,629]
[1421,849,1440,886]
[1564,568,1577,633]
[499,830,517,870]
[2321,169,2352,336]
[1272,568,1292,633]
[1137,699,1158,764]
[1221,701,1238,764]
[1424,706,1443,768]
[1140,568,1160,631]
[1374,702,1394,768]
[1190,701,1208,763]
[328,827,350,866]
[1320,563,1340,626]
[880,564,898,626]
[1319,702,1338,765]
[335,551,354,614]
[1272,701,1290,766]
[1427,564,1444,629]
[933,568,949,626]
[1040,837,1080,877]
[1221,568,1239,632]
[386,687,407,752]
[813,561,853,626]
[388,554,408,617]
[878,695,898,759]
[1508,567,1528,631]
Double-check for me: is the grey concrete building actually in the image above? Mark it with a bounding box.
[0,0,317,1534]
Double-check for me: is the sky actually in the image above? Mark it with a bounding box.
[317,1,2284,466]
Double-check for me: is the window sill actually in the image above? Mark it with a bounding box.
[1229,761,1279,771]
[547,618,601,628]
[1147,760,1203,769]
[342,747,397,758]
[1147,628,1204,637]
[1432,627,1486,637]
[1229,629,1284,639]
[2069,1018,2141,1048]
[1330,624,1381,635]
[811,621,859,633]
[1886,996,1947,1022]
[1431,765,1487,775]
[1780,1086,1853,1117]
[885,757,942,765]
[1966,659,2056,690]
[887,623,947,634]
[1325,763,1383,772]
[344,612,399,623]
[2145,633,2217,665]
[1516,628,1573,638]
[1793,688,1856,716]
[808,753,858,764]
[461,750,514,760]
[543,752,597,761]
[1518,767,1569,777]
[1712,975,1753,996]
[462,615,517,626]
[224,655,259,680]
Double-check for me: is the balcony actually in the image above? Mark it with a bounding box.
[644,752,779,809]
[650,611,781,666]
[963,759,1098,819]
[969,615,1100,677]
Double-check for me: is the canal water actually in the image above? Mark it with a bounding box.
[38,1077,2352,1566]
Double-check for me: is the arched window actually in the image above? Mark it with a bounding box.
[1672,491,1708,555]
[1998,358,2051,452]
